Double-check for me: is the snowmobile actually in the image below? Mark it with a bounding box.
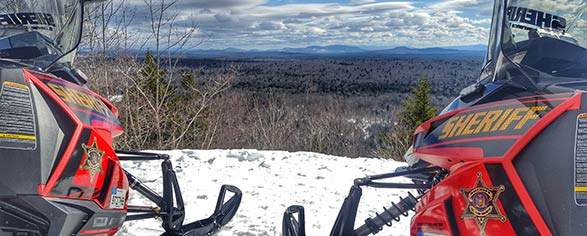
[0,0,241,235]
[283,0,587,235]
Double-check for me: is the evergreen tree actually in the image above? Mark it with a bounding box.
[401,77,438,130]
[140,50,168,98]
[377,77,438,161]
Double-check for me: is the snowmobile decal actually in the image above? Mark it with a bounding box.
[47,83,113,118]
[507,6,567,30]
[0,12,56,31]
[438,105,547,140]
[33,71,123,135]
[81,137,105,183]
[414,93,574,160]
[459,172,506,236]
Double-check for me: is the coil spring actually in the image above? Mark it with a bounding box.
[364,192,418,234]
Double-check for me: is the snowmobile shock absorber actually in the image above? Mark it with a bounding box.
[354,192,418,236]
[327,167,441,236]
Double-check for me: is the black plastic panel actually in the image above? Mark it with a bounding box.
[0,69,42,195]
[513,108,585,236]
[0,196,125,235]
[486,164,539,235]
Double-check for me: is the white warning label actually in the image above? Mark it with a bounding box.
[0,81,36,150]
[575,113,587,206]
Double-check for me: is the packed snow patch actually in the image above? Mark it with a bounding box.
[118,150,413,236]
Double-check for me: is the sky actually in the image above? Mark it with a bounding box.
[119,0,494,50]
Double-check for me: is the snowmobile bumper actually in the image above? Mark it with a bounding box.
[0,196,126,236]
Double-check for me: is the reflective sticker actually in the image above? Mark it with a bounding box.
[110,188,126,209]
[460,172,507,236]
[0,81,37,150]
[574,113,587,206]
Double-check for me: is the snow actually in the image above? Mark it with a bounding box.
[118,150,413,236]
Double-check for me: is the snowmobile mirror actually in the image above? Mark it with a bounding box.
[282,205,306,236]
[459,83,486,103]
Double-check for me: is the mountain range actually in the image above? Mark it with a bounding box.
[184,44,486,58]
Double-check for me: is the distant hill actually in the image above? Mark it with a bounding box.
[280,45,367,54]
[79,44,486,59]
[370,46,463,55]
[181,44,486,58]
[442,44,487,51]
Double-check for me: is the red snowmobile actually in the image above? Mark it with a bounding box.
[283,0,587,235]
[0,0,241,235]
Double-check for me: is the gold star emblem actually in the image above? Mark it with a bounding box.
[459,172,507,236]
[81,137,105,183]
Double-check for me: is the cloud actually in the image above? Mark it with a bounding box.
[126,0,268,9]
[103,0,492,50]
[256,21,287,30]
[214,13,239,24]
[429,0,490,10]
[429,0,493,16]
[351,0,376,4]
[199,9,213,14]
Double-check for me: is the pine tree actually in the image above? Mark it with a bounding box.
[377,77,438,161]
[401,77,438,130]
[140,50,167,98]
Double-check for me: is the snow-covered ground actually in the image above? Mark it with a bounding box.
[118,150,413,236]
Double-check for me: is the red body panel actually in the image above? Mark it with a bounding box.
[411,93,582,236]
[24,69,128,214]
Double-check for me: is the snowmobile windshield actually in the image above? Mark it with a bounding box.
[501,0,587,80]
[0,0,83,69]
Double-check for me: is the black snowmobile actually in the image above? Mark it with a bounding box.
[0,0,241,235]
[284,0,587,235]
